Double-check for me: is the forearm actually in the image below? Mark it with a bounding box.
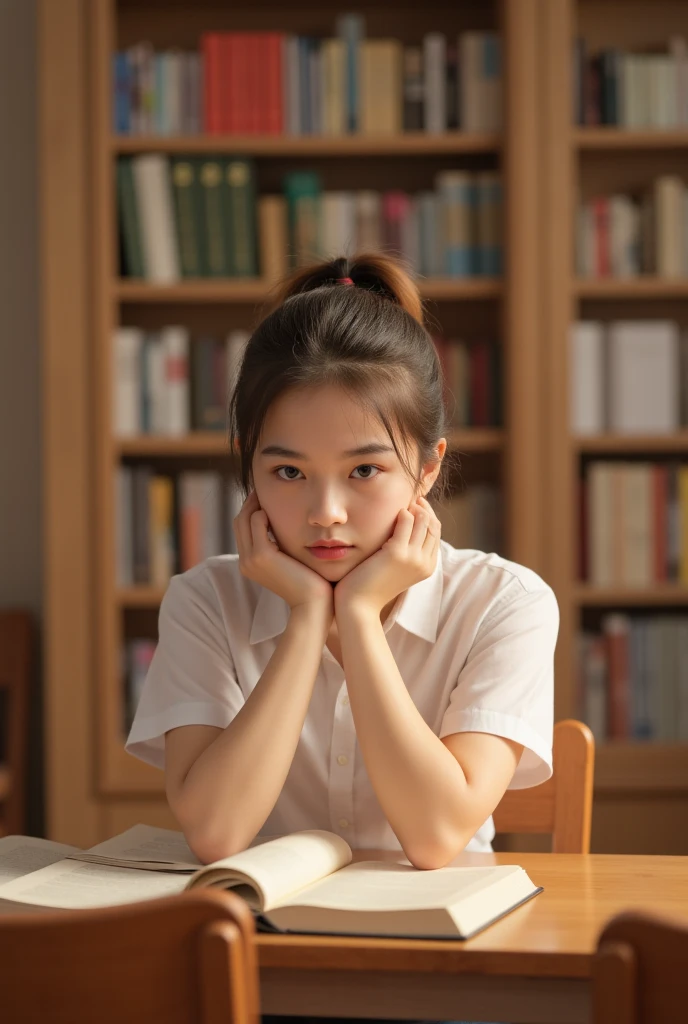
[177,602,330,860]
[337,607,472,869]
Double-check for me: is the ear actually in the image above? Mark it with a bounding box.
[419,438,447,497]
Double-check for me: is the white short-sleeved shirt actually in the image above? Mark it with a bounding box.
[125,541,559,853]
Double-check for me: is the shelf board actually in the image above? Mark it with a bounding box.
[115,278,502,303]
[575,585,688,606]
[575,277,688,298]
[112,132,501,156]
[115,428,504,459]
[595,742,688,792]
[575,128,688,150]
[117,586,166,608]
[574,433,688,453]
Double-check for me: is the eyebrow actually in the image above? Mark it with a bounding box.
[259,442,396,459]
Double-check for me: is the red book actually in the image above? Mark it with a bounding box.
[222,34,240,133]
[653,463,668,581]
[470,341,489,427]
[265,32,284,134]
[201,32,223,134]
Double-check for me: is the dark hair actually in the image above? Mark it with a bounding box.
[228,252,458,501]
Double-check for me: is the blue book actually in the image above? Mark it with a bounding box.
[112,51,131,134]
[336,13,365,133]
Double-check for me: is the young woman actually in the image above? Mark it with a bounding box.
[126,252,559,876]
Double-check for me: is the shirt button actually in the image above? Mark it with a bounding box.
[342,695,350,706]
[337,755,348,766]
[339,818,349,828]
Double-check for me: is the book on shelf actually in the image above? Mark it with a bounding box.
[117,157,503,282]
[0,826,541,940]
[570,320,681,434]
[573,35,688,128]
[116,468,243,588]
[113,23,501,137]
[581,461,686,587]
[431,486,502,555]
[577,614,688,742]
[577,176,688,279]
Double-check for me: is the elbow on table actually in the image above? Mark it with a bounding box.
[403,830,469,871]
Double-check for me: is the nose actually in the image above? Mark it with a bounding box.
[307,483,348,528]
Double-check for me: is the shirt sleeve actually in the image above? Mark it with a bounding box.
[125,571,245,770]
[439,582,559,789]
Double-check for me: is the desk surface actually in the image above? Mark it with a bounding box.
[257,850,688,980]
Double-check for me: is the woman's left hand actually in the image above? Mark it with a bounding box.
[333,496,441,617]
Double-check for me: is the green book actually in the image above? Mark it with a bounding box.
[223,157,259,277]
[116,158,145,277]
[283,171,322,269]
[170,157,205,278]
[198,156,230,277]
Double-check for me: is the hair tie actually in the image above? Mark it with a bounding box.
[336,277,354,286]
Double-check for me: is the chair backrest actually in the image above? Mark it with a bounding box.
[0,610,32,836]
[0,889,260,1024]
[594,910,688,1024]
[492,718,595,853]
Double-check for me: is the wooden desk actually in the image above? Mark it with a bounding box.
[257,850,688,1024]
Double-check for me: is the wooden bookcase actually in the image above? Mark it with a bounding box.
[540,0,688,854]
[44,0,688,851]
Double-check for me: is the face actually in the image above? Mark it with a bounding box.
[251,384,446,581]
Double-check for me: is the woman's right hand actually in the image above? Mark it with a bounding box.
[234,489,334,615]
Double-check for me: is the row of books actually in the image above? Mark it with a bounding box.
[577,177,688,278]
[118,155,503,282]
[580,461,688,586]
[570,320,686,435]
[434,337,502,429]
[430,486,501,554]
[113,327,248,437]
[116,468,243,588]
[577,615,688,742]
[113,326,503,438]
[573,37,688,128]
[113,22,501,136]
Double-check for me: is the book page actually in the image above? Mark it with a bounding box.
[0,836,81,885]
[0,858,189,910]
[188,830,352,911]
[67,824,201,871]
[275,861,525,911]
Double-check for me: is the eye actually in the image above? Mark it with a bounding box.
[351,464,380,480]
[275,466,303,481]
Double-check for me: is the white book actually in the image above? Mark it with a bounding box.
[115,465,133,587]
[609,195,639,277]
[113,327,143,436]
[607,320,679,433]
[160,325,189,435]
[0,826,542,939]
[132,154,180,282]
[322,192,356,258]
[355,190,382,251]
[569,321,605,434]
[423,33,446,133]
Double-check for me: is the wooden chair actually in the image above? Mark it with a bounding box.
[0,889,260,1024]
[594,910,688,1023]
[492,718,595,853]
[0,610,32,836]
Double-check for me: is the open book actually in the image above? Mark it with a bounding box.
[0,825,542,939]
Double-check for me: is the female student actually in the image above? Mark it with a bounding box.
[125,252,559,875]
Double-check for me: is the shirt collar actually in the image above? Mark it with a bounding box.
[249,546,444,646]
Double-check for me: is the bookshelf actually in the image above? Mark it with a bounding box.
[41,0,551,847]
[542,0,688,853]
